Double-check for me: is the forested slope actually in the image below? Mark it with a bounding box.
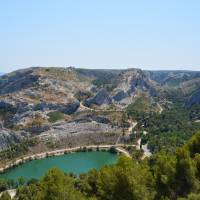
[1,131,200,200]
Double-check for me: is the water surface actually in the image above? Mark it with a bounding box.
[0,151,118,180]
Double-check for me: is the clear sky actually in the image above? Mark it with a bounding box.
[0,0,200,72]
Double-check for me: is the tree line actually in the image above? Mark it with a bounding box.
[1,131,200,200]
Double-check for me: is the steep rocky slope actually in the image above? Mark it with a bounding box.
[186,88,200,108]
[0,67,199,151]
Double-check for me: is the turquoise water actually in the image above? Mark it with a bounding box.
[0,151,118,180]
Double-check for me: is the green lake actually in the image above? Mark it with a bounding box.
[0,151,118,180]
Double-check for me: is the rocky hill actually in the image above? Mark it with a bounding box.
[0,67,199,152]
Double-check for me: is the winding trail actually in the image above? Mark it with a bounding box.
[79,102,123,112]
[127,120,137,135]
[115,147,131,158]
[116,119,137,145]
[126,119,152,159]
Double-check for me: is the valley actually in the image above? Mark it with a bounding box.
[0,67,199,166]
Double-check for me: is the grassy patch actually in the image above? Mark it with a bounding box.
[47,111,65,123]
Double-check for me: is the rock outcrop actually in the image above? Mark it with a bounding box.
[114,69,157,97]
[0,100,17,113]
[23,125,50,135]
[84,89,112,107]
[113,90,128,102]
[186,88,200,108]
[0,70,39,95]
[33,101,80,114]
[33,103,59,111]
[0,129,28,150]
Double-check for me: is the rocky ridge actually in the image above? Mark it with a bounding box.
[0,67,199,150]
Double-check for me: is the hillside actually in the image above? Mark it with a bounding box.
[0,67,199,164]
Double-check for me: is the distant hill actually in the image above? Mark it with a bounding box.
[0,67,199,106]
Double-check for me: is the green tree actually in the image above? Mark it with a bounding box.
[41,168,87,200]
[150,151,176,200]
[78,169,99,197]
[175,147,199,198]
[16,168,88,200]
[97,156,155,200]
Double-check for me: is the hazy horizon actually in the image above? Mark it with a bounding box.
[1,1,200,72]
[1,65,200,74]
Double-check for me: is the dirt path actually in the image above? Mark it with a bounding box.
[116,147,131,158]
[136,138,141,150]
[141,143,152,159]
[127,120,137,135]
[115,119,137,145]
[157,102,163,114]
[127,119,152,159]
[79,102,123,112]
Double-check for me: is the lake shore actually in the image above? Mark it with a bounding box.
[0,144,133,174]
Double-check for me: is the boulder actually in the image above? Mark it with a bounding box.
[84,88,112,107]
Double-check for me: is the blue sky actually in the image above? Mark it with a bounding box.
[0,0,200,72]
